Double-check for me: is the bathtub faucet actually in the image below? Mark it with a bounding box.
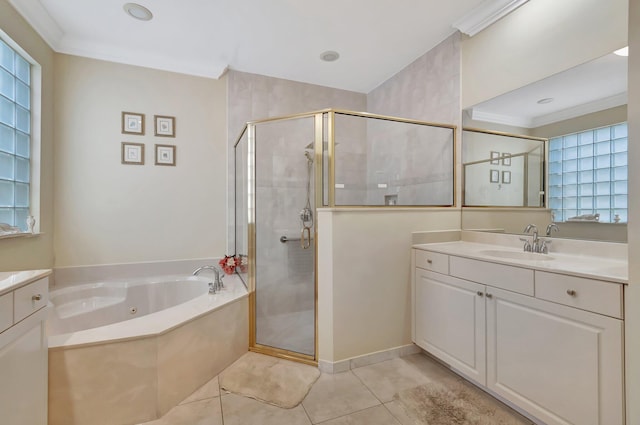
[192,265,225,294]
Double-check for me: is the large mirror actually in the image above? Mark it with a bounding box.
[461,50,628,242]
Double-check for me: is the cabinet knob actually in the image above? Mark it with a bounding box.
[32,294,42,301]
[477,291,484,297]
[566,289,577,297]
[486,293,493,299]
[426,259,433,264]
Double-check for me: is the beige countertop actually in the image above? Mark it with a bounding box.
[0,269,52,296]
[413,241,628,284]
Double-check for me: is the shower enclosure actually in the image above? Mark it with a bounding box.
[234,109,456,364]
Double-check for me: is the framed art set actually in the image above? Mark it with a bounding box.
[489,151,511,184]
[121,112,176,166]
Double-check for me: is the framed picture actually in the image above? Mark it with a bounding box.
[122,112,145,135]
[155,144,176,166]
[502,153,512,166]
[121,142,144,165]
[155,115,176,137]
[502,170,512,184]
[490,169,499,183]
[490,151,500,165]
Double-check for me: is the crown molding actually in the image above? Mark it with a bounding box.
[470,109,533,128]
[471,92,628,129]
[531,93,628,128]
[452,0,529,37]
[9,0,63,50]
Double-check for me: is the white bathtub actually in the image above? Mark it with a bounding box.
[48,275,213,336]
[47,273,249,425]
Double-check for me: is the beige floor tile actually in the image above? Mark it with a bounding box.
[137,398,223,425]
[180,375,220,404]
[221,392,312,425]
[318,405,401,425]
[351,353,457,403]
[302,371,380,424]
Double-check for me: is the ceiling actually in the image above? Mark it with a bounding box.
[9,0,508,93]
[468,52,628,128]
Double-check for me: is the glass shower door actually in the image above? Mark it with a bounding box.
[253,116,316,358]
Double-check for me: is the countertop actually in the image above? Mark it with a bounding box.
[413,241,628,284]
[0,269,52,296]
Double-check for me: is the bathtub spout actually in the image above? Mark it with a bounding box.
[193,265,225,293]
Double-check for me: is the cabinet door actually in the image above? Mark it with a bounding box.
[0,320,48,425]
[486,287,624,425]
[414,268,486,385]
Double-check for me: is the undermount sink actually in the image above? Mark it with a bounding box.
[480,249,555,261]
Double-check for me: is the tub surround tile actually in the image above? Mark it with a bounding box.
[301,371,380,424]
[48,338,158,425]
[157,298,248,415]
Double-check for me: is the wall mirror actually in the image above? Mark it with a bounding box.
[461,50,628,242]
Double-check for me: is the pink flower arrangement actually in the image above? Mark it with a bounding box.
[218,255,240,275]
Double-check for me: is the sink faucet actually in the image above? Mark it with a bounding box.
[546,223,559,236]
[522,224,552,253]
[193,265,225,293]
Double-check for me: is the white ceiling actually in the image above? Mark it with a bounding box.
[469,53,628,128]
[9,0,500,93]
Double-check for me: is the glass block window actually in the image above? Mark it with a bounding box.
[548,123,627,223]
[0,38,31,231]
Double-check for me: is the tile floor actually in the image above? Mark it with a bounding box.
[139,352,536,425]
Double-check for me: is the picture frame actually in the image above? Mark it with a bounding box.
[490,169,499,183]
[121,142,145,165]
[502,170,512,184]
[155,115,176,137]
[490,151,500,165]
[155,144,176,166]
[122,112,145,135]
[502,153,512,166]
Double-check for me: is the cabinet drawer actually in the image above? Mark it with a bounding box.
[0,292,12,332]
[450,256,534,296]
[14,277,48,323]
[535,272,623,318]
[415,250,449,274]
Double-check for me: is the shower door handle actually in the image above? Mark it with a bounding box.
[301,227,312,249]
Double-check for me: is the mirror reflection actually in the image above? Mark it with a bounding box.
[462,129,545,207]
[461,50,628,242]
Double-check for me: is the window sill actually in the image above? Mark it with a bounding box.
[0,232,43,241]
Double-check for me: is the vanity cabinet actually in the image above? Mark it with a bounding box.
[0,275,49,425]
[412,249,625,425]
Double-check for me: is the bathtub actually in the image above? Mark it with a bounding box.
[47,273,249,425]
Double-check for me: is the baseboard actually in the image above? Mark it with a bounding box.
[318,344,421,374]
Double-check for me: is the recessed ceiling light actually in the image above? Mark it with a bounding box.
[537,98,554,105]
[614,46,629,57]
[123,3,153,21]
[320,51,340,62]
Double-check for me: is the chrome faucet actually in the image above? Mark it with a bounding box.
[522,224,538,252]
[193,265,225,294]
[521,224,552,253]
[546,223,559,236]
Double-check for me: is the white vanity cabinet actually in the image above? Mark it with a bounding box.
[412,248,625,425]
[0,273,50,425]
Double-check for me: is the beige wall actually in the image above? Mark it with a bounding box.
[462,0,628,109]
[317,209,460,362]
[0,1,54,271]
[625,1,639,423]
[53,55,227,266]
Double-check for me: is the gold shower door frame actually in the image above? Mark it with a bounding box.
[238,109,457,365]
